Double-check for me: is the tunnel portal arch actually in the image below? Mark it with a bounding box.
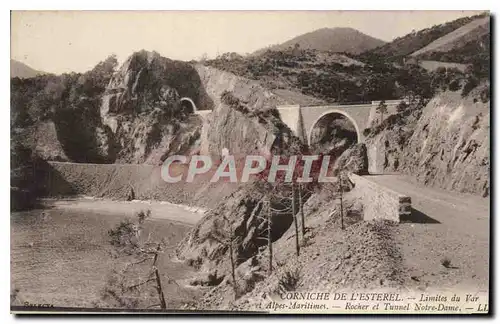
[180,97,197,114]
[307,110,361,147]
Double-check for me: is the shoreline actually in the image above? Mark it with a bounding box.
[40,196,206,225]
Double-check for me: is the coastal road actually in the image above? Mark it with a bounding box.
[366,174,489,237]
[364,174,490,291]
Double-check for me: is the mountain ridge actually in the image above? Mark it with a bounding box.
[253,27,386,55]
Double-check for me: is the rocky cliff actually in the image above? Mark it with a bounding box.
[365,85,490,196]
[98,51,210,164]
[194,65,322,160]
[12,51,322,167]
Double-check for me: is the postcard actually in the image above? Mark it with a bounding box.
[10,10,490,314]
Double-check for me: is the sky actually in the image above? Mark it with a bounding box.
[11,10,483,74]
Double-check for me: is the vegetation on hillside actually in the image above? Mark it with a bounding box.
[205,45,490,105]
[11,55,117,128]
[358,13,488,63]
[11,55,118,162]
[417,33,490,80]
[253,27,385,55]
[206,11,490,106]
[206,47,422,103]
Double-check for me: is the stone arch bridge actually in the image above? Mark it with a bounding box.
[276,100,401,145]
[193,99,402,145]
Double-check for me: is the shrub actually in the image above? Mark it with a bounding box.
[107,219,137,248]
[441,257,452,268]
[221,90,249,114]
[480,85,490,103]
[448,79,461,92]
[136,209,151,224]
[461,77,479,97]
[278,267,302,291]
[396,101,409,113]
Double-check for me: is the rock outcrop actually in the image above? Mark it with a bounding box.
[195,65,317,159]
[365,86,490,196]
[12,51,321,167]
[176,182,297,275]
[99,51,210,164]
[333,143,369,175]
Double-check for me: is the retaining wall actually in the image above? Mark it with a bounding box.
[348,173,411,223]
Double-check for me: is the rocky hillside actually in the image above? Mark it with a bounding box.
[254,27,385,55]
[411,16,490,58]
[195,65,316,160]
[365,86,489,197]
[205,48,425,103]
[11,56,118,163]
[359,12,488,62]
[98,51,209,164]
[11,51,322,167]
[176,176,406,310]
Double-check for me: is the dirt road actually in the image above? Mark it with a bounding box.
[365,174,489,291]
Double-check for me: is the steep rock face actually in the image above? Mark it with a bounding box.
[176,182,295,275]
[99,55,311,164]
[334,143,369,175]
[195,65,311,159]
[12,52,320,166]
[365,106,422,174]
[403,91,489,196]
[21,121,69,161]
[200,102,296,160]
[366,87,489,196]
[195,65,293,110]
[100,51,209,164]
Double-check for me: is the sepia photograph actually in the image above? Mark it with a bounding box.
[9,9,490,314]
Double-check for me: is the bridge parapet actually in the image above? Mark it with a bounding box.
[371,99,405,106]
[195,110,213,119]
[348,173,411,223]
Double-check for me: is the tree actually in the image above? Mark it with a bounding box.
[338,173,345,230]
[298,183,305,238]
[265,199,273,274]
[396,100,409,113]
[291,183,300,257]
[376,100,388,123]
[208,210,239,298]
[199,52,208,63]
[101,210,173,310]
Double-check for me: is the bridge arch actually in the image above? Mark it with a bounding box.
[180,97,197,114]
[307,109,361,147]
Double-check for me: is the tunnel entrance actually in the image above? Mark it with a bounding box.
[308,112,359,156]
[180,97,197,114]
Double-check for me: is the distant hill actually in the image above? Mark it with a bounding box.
[254,27,386,55]
[359,13,488,62]
[11,59,45,78]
